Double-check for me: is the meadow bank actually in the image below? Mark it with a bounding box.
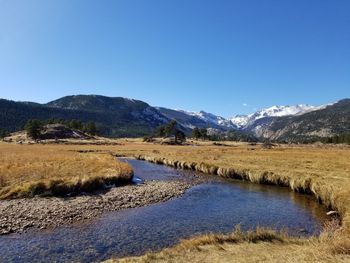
[101,140,350,262]
[0,143,192,234]
[1,140,349,261]
[109,140,350,232]
[0,144,133,199]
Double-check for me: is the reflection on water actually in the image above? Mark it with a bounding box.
[0,159,328,263]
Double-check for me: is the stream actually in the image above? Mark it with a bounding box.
[0,159,329,262]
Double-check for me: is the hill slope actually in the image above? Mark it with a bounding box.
[0,95,169,137]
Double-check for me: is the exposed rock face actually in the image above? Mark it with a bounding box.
[40,124,92,140]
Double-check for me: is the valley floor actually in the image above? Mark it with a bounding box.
[1,139,350,261]
[106,139,350,262]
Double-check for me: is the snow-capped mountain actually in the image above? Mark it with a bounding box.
[156,107,236,130]
[2,94,348,142]
[158,103,331,133]
[231,104,327,129]
[178,110,234,129]
[229,114,250,128]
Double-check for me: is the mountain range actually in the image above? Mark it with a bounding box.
[0,94,349,142]
[230,104,328,128]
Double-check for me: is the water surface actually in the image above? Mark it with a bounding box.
[0,159,328,262]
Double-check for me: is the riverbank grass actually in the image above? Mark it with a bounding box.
[0,144,133,199]
[97,140,350,262]
[108,141,350,231]
[1,141,350,261]
[106,223,350,263]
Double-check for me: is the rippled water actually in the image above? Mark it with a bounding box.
[0,159,328,263]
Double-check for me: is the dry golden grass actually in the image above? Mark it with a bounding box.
[105,141,350,232]
[106,222,350,263]
[20,140,348,230]
[108,240,349,263]
[2,140,350,261]
[87,139,350,262]
[0,144,133,199]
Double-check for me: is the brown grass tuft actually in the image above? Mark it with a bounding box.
[174,226,286,251]
[318,219,350,255]
[0,144,133,199]
[107,223,350,263]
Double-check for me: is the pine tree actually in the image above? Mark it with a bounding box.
[192,127,201,139]
[69,119,83,130]
[199,128,208,139]
[156,126,166,137]
[25,119,43,139]
[84,122,98,135]
[0,130,9,139]
[175,130,186,144]
[164,120,177,136]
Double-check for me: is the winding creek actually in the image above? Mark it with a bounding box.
[0,159,329,262]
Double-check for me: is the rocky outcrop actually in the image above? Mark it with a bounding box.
[40,124,92,140]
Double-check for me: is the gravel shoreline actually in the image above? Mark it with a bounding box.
[0,180,192,235]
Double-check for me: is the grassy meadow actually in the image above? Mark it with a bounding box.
[1,139,350,261]
[110,140,350,232]
[100,139,350,262]
[0,144,133,199]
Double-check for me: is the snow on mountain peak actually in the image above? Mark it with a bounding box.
[177,109,234,128]
[161,102,331,131]
[229,114,250,128]
[254,104,317,118]
[230,104,326,128]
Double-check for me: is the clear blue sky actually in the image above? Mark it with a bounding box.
[0,0,349,117]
